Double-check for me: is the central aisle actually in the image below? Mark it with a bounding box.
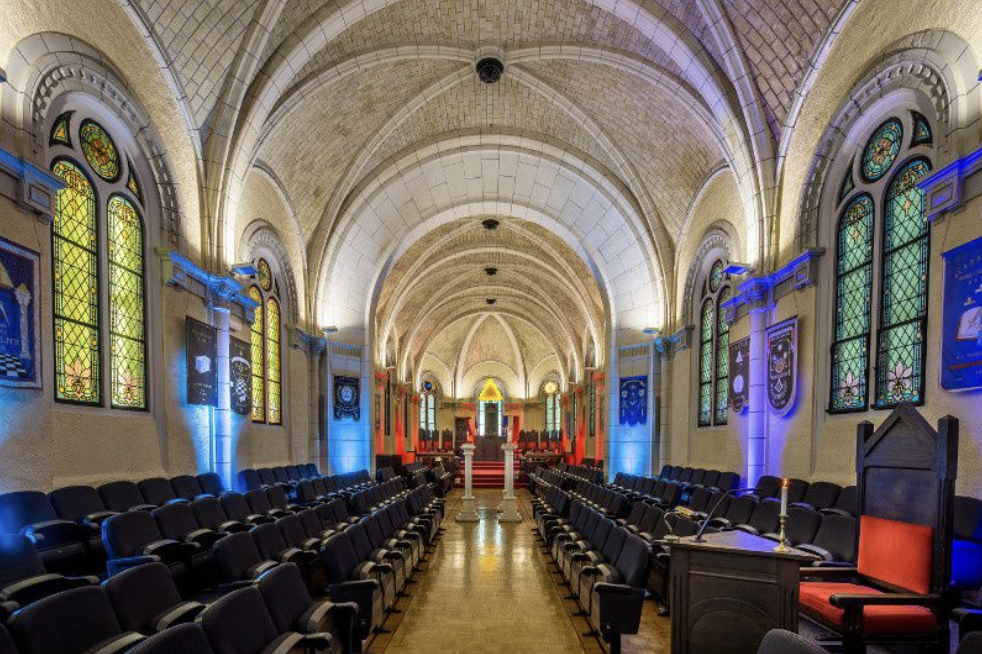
[380,489,587,654]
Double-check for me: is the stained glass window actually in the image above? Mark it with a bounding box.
[107,195,146,409]
[912,112,932,146]
[52,159,101,405]
[861,118,902,183]
[839,167,855,204]
[875,158,932,408]
[830,194,874,412]
[708,260,724,293]
[544,384,561,433]
[829,112,933,414]
[79,120,121,182]
[257,259,272,291]
[50,112,73,147]
[698,298,714,427]
[249,286,265,422]
[266,297,282,424]
[419,388,436,433]
[714,287,731,425]
[126,160,142,204]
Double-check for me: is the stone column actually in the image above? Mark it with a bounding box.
[212,306,233,490]
[498,443,521,523]
[15,285,31,359]
[654,336,675,474]
[745,279,773,488]
[456,443,479,522]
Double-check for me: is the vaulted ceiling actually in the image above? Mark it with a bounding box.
[124,0,854,379]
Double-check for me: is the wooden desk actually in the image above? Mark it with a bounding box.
[667,531,816,654]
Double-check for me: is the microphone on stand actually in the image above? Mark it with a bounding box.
[691,486,757,542]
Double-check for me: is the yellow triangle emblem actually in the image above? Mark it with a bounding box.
[478,378,503,402]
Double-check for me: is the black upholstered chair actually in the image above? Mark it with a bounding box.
[0,534,97,620]
[756,629,826,654]
[212,532,279,593]
[127,623,214,654]
[197,587,328,654]
[138,478,185,507]
[101,510,197,578]
[98,482,156,513]
[102,562,205,634]
[0,491,88,570]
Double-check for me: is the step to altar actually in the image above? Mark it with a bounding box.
[454,460,526,489]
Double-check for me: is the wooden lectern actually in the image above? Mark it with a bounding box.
[668,531,817,654]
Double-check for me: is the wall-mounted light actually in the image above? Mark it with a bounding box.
[485,267,498,276]
[321,325,339,335]
[723,262,754,275]
[642,327,661,337]
[486,298,497,305]
[230,262,258,277]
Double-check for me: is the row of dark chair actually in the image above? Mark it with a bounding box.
[531,489,649,654]
[238,467,371,496]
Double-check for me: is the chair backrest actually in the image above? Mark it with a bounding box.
[756,629,826,654]
[285,466,302,482]
[128,624,214,654]
[213,532,265,582]
[276,514,308,549]
[953,495,982,542]
[0,624,16,654]
[786,506,822,545]
[701,470,721,489]
[103,561,183,633]
[7,586,124,654]
[198,587,281,654]
[0,534,47,586]
[254,563,312,634]
[257,469,277,487]
[725,496,756,525]
[245,489,273,514]
[590,519,614,551]
[600,526,629,563]
[857,515,934,594]
[0,492,58,533]
[138,478,179,506]
[272,467,290,484]
[799,481,841,510]
[191,498,230,531]
[266,486,291,511]
[957,632,982,654]
[321,532,359,581]
[251,524,289,560]
[716,471,740,491]
[237,470,262,492]
[220,494,254,522]
[103,510,163,558]
[98,481,149,512]
[48,486,107,523]
[811,514,857,563]
[855,404,958,595]
[747,501,781,533]
[755,476,782,499]
[152,503,201,540]
[170,475,204,501]
[614,534,650,587]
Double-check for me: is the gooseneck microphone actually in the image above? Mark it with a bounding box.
[691,486,757,542]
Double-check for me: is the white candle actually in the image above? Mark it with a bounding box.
[780,479,789,516]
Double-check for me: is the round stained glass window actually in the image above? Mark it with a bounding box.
[543,381,559,395]
[257,259,272,291]
[79,120,121,182]
[861,118,903,183]
[708,260,724,293]
[423,380,434,392]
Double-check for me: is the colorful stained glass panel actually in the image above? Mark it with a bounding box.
[107,196,146,409]
[875,158,931,408]
[830,194,874,412]
[708,260,724,293]
[839,168,855,203]
[714,287,731,425]
[257,259,272,291]
[250,287,265,422]
[52,160,101,404]
[861,118,902,183]
[266,297,281,425]
[79,120,121,182]
[126,162,143,203]
[698,299,714,426]
[50,112,73,147]
[912,112,932,146]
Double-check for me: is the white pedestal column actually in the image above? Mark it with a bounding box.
[498,443,522,523]
[456,443,479,522]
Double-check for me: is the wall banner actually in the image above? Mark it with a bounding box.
[0,237,41,388]
[229,336,252,416]
[729,336,750,413]
[941,236,982,391]
[334,375,360,421]
[766,317,798,415]
[186,317,217,406]
[619,375,647,426]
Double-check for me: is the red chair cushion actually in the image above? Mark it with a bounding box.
[857,515,934,594]
[799,582,938,635]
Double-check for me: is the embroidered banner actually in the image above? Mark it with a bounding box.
[766,317,798,415]
[0,237,41,388]
[186,317,216,406]
[229,336,252,416]
[729,336,750,413]
[619,375,647,426]
[941,236,982,391]
[334,375,360,421]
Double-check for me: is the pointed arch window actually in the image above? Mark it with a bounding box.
[829,114,933,412]
[249,258,283,425]
[543,380,561,433]
[419,379,437,433]
[50,113,147,410]
[697,259,729,427]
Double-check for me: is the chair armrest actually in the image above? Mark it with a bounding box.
[796,544,833,561]
[571,552,592,563]
[110,555,162,572]
[820,508,852,517]
[219,579,258,595]
[83,511,120,527]
[594,583,644,636]
[183,528,221,548]
[21,519,85,544]
[300,632,334,651]
[263,632,306,654]
[800,567,857,579]
[150,601,206,631]
[953,607,982,635]
[812,560,855,568]
[0,573,97,603]
[130,504,158,512]
[245,560,280,579]
[87,633,147,654]
[0,600,18,622]
[829,593,942,608]
[218,520,251,533]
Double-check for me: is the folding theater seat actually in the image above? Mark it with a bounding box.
[170,475,210,502]
[560,517,613,585]
[138,478,186,506]
[553,508,600,565]
[364,515,414,592]
[304,464,321,479]
[319,531,385,641]
[6,586,145,654]
[98,481,156,513]
[791,481,842,512]
[285,466,304,484]
[952,496,982,594]
[0,491,89,572]
[734,500,781,536]
[545,501,585,548]
[250,524,318,585]
[152,503,223,550]
[711,471,741,492]
[127,624,214,654]
[700,470,722,490]
[572,526,629,612]
[190,498,251,534]
[320,500,357,533]
[293,480,323,507]
[382,503,425,567]
[746,475,782,501]
[585,533,650,652]
[821,485,857,517]
[761,506,822,546]
[197,587,331,654]
[213,532,280,593]
[796,514,857,567]
[300,506,337,542]
[220,493,273,526]
[276,513,324,554]
[0,534,97,620]
[256,469,283,492]
[567,519,620,598]
[101,510,198,578]
[245,489,290,521]
[48,485,117,559]
[236,469,264,493]
[344,523,399,611]
[197,473,226,498]
[266,486,299,515]
[756,629,828,654]
[102,562,205,634]
[627,504,665,542]
[272,467,297,494]
[762,478,809,505]
[708,495,756,530]
[255,563,355,654]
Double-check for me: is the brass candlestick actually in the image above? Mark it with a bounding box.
[773,514,789,552]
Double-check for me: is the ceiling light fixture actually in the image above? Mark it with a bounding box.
[485,267,497,276]
[486,298,497,305]
[482,218,500,230]
[476,57,504,84]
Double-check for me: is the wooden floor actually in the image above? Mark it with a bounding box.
[375,488,671,654]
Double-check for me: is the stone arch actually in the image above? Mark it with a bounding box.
[681,229,736,327]
[239,223,301,327]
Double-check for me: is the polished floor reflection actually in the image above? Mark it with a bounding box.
[378,489,671,654]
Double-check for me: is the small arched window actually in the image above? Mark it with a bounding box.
[829,113,933,412]
[50,113,147,409]
[249,258,283,424]
[697,259,729,427]
[543,380,561,433]
[419,379,437,432]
